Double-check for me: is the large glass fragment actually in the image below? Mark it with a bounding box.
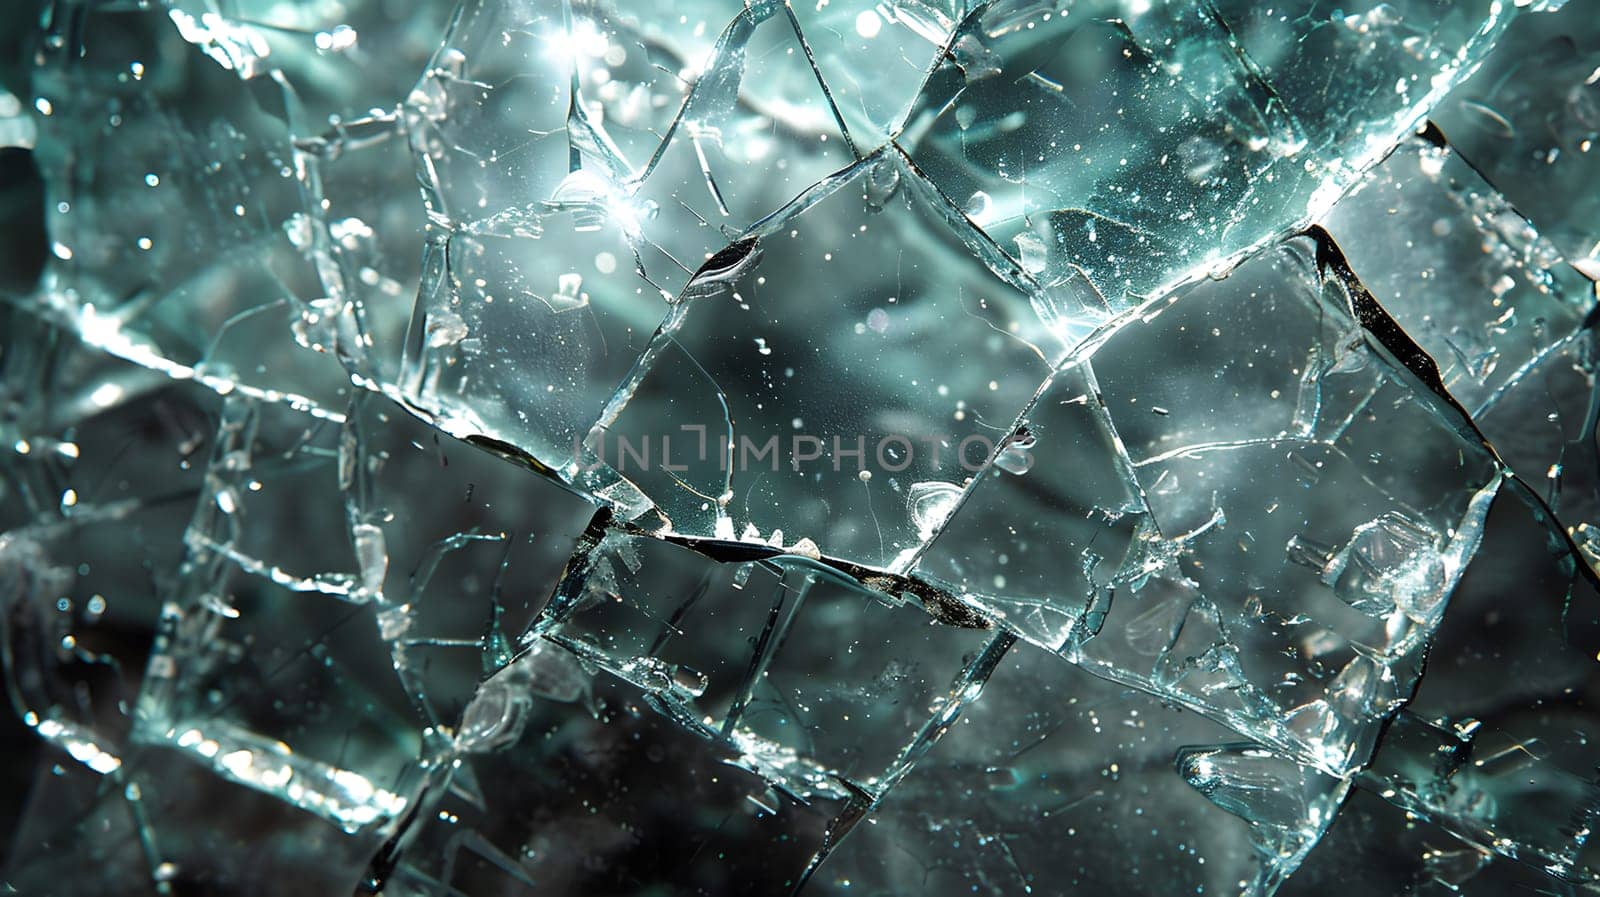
[132,397,423,832]
[399,0,866,481]
[1323,132,1600,568]
[524,527,1000,797]
[917,234,1501,776]
[1352,487,1600,884]
[1432,0,1600,267]
[375,672,848,896]
[812,639,1348,896]
[23,6,356,415]
[900,0,1517,305]
[590,148,1068,563]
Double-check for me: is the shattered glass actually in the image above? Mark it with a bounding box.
[3,0,1600,894]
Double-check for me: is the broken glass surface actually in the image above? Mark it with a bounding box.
[899,0,1518,306]
[1432,0,1600,269]
[811,639,1349,896]
[5,0,1600,894]
[589,147,1070,564]
[915,234,1501,776]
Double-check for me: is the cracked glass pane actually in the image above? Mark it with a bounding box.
[917,234,1500,775]
[811,638,1347,895]
[25,6,354,415]
[379,672,850,895]
[525,526,999,796]
[6,0,1600,894]
[1431,0,1600,268]
[1320,133,1594,415]
[132,398,422,832]
[590,148,1069,563]
[899,0,1515,306]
